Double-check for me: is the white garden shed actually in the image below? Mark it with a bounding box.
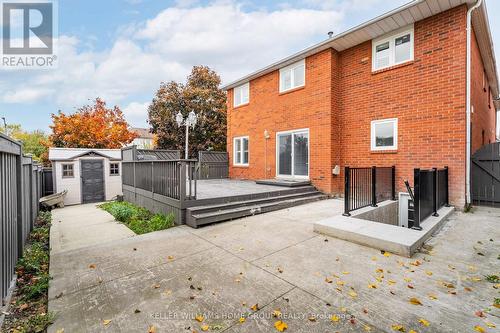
[48,148,122,205]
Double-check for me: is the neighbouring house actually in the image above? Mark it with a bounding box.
[48,148,122,205]
[223,0,500,208]
[130,127,155,149]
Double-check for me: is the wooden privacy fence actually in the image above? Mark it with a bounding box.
[0,134,43,305]
[198,151,228,179]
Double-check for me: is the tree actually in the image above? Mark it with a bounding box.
[148,65,227,157]
[0,124,49,163]
[50,98,137,149]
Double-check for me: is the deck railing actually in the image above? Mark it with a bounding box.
[122,159,197,201]
[198,151,229,180]
[343,166,396,216]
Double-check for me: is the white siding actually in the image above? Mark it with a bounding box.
[53,156,123,205]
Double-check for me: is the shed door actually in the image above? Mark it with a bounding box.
[81,160,105,203]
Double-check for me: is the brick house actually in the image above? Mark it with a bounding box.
[222,0,499,208]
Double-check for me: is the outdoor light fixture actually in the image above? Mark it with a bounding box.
[175,111,198,159]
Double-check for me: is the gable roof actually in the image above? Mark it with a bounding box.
[48,148,122,161]
[221,0,498,99]
[131,127,154,139]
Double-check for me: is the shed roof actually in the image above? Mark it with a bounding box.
[221,0,498,99]
[49,148,122,161]
[131,127,154,139]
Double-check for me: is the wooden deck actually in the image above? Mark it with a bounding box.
[196,179,290,199]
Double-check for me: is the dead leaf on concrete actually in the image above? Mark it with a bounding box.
[148,325,157,333]
[409,297,422,305]
[274,320,288,331]
[103,319,112,326]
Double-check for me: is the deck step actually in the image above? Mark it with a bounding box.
[255,179,311,187]
[186,192,327,228]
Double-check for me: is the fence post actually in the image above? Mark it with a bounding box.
[343,166,351,216]
[444,166,450,207]
[391,165,396,200]
[432,168,439,217]
[412,168,422,230]
[371,166,377,207]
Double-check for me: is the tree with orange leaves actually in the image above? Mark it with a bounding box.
[49,98,137,148]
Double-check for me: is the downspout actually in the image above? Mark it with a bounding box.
[466,0,483,207]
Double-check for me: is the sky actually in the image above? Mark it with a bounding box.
[1,0,499,133]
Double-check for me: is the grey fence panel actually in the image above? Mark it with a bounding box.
[198,151,229,180]
[137,149,180,161]
[122,162,134,186]
[0,134,42,305]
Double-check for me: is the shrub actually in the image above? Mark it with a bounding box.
[17,243,49,275]
[110,205,135,222]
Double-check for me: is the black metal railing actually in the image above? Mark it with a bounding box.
[406,167,449,230]
[343,166,396,216]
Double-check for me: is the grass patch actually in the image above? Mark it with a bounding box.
[1,211,54,333]
[99,201,175,235]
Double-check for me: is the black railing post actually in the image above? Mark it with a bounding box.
[371,166,377,207]
[412,168,422,230]
[444,166,450,207]
[391,165,396,200]
[343,166,351,216]
[432,167,439,217]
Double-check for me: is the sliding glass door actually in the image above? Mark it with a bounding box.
[277,129,309,179]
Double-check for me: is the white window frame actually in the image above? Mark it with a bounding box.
[275,128,310,180]
[233,136,249,166]
[110,162,120,176]
[371,118,398,151]
[62,163,74,178]
[372,25,414,72]
[279,59,305,93]
[233,82,250,107]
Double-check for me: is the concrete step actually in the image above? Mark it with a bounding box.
[186,193,327,228]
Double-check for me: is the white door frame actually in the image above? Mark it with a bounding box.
[275,128,310,180]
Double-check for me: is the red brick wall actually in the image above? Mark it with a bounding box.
[340,5,467,207]
[471,29,497,153]
[226,5,487,208]
[227,49,337,193]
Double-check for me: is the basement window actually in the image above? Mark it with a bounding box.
[62,163,74,178]
[371,118,398,151]
[372,25,414,71]
[234,83,249,107]
[233,136,249,166]
[279,59,305,93]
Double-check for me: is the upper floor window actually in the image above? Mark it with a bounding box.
[279,60,305,93]
[62,163,74,178]
[110,162,120,176]
[234,83,249,107]
[233,136,249,166]
[372,25,414,71]
[371,118,398,151]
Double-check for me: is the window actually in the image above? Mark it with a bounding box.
[110,162,120,176]
[279,60,305,92]
[372,25,414,71]
[233,136,249,166]
[234,83,249,107]
[371,118,398,151]
[62,164,74,178]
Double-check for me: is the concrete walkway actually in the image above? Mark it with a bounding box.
[47,201,500,333]
[50,203,135,254]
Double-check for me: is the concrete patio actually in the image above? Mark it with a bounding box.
[48,200,500,332]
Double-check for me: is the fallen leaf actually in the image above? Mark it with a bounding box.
[239,317,246,323]
[475,310,485,318]
[407,284,414,289]
[277,267,284,274]
[383,251,391,257]
[274,320,288,331]
[103,319,112,326]
[336,280,345,286]
[410,260,421,266]
[364,324,372,331]
[195,315,204,322]
[250,304,259,311]
[272,310,282,318]
[425,271,433,276]
[89,264,96,269]
[134,309,141,314]
[409,330,417,333]
[201,325,209,331]
[409,297,422,305]
[388,280,396,285]
[348,290,358,298]
[342,271,350,275]
[376,276,383,283]
[167,256,174,260]
[148,325,157,333]
[340,307,347,312]
[486,321,496,328]
[464,287,473,292]
[19,303,28,311]
[448,264,456,270]
[474,325,486,333]
[404,277,412,283]
[371,256,378,261]
[308,316,316,322]
[419,318,430,327]
[152,284,160,289]
[376,268,384,273]
[56,329,64,333]
[325,277,333,284]
[391,324,405,332]
[368,284,377,289]
[330,314,340,322]
[471,277,482,282]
